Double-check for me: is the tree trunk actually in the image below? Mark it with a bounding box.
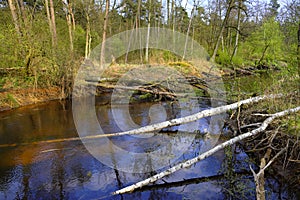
[136,0,143,62]
[85,3,91,59]
[17,0,27,26]
[100,0,110,68]
[297,23,300,81]
[183,5,195,60]
[8,0,21,35]
[77,94,282,139]
[233,0,241,57]
[172,0,175,52]
[258,44,269,64]
[0,94,283,148]
[250,147,286,200]
[145,0,151,63]
[211,0,234,62]
[45,0,54,47]
[49,0,57,46]
[167,0,170,27]
[65,0,74,52]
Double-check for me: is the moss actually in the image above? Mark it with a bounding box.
[194,88,205,97]
[139,93,153,100]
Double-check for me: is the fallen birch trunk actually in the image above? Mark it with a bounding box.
[113,106,300,195]
[81,94,282,140]
[0,94,281,148]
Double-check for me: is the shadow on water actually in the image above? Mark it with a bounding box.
[0,95,297,199]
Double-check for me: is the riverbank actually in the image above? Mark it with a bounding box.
[0,87,62,112]
[0,62,294,111]
[0,62,204,111]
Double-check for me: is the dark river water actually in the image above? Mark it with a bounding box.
[0,93,296,199]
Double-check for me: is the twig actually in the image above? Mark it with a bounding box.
[240,122,262,129]
[257,147,287,177]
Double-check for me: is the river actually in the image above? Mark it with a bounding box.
[0,76,297,199]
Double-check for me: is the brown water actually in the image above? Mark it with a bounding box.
[0,96,296,199]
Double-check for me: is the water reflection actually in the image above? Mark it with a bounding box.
[0,98,296,199]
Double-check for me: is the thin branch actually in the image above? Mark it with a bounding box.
[240,122,262,129]
[257,147,287,177]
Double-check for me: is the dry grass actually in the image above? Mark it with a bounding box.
[0,87,61,111]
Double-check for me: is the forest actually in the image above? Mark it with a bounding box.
[0,0,299,97]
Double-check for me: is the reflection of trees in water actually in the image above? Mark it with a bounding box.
[50,143,67,199]
[217,144,256,199]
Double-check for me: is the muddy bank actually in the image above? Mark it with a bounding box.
[0,87,62,111]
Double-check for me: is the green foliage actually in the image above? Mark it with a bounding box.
[241,18,284,65]
[215,51,231,66]
[74,26,87,55]
[6,93,19,107]
[0,0,298,96]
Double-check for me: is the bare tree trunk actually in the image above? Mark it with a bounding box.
[0,94,286,149]
[125,21,136,64]
[77,94,282,139]
[211,0,234,62]
[69,2,75,30]
[182,5,195,60]
[136,0,143,62]
[85,3,91,59]
[145,0,151,63]
[100,0,110,68]
[167,0,170,26]
[17,0,27,26]
[49,0,57,46]
[136,0,141,30]
[65,0,74,52]
[8,0,21,35]
[297,23,300,80]
[172,0,175,52]
[255,148,271,200]
[250,147,286,200]
[233,0,241,57]
[45,0,54,46]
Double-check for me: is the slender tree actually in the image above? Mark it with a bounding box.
[63,0,75,52]
[84,0,91,59]
[8,0,21,35]
[231,0,242,61]
[100,0,110,68]
[45,0,54,46]
[145,0,151,63]
[211,0,234,62]
[297,22,300,76]
[49,0,57,46]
